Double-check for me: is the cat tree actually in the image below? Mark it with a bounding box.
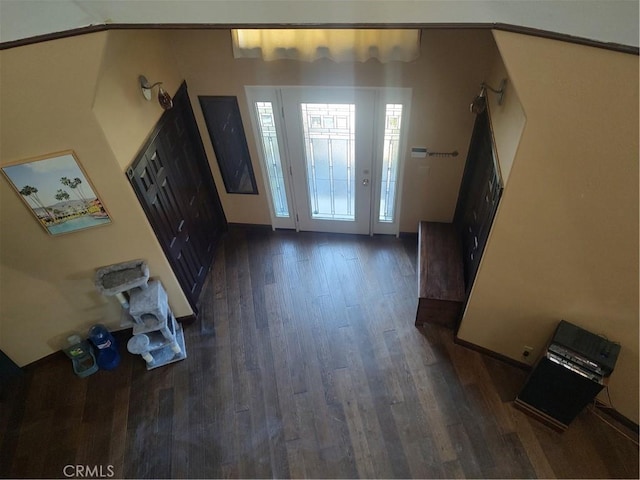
[94,259,187,370]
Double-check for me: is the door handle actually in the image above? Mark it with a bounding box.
[362,178,370,186]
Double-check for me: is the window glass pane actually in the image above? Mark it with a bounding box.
[379,104,403,222]
[300,103,355,221]
[255,102,289,217]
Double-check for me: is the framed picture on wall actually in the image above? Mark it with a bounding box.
[1,150,111,236]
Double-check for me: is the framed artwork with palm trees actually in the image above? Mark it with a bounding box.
[1,150,111,235]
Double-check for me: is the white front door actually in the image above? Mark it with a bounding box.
[281,87,374,234]
[246,86,410,235]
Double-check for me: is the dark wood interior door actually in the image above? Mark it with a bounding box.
[0,349,22,400]
[453,109,503,293]
[128,82,227,313]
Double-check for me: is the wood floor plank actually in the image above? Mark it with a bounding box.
[308,294,346,404]
[235,408,256,479]
[317,242,351,329]
[245,366,274,479]
[235,233,260,372]
[345,306,413,479]
[293,297,338,452]
[154,387,174,476]
[0,377,30,478]
[109,374,131,478]
[252,310,292,479]
[509,405,557,479]
[292,391,324,477]
[3,226,638,479]
[168,361,189,479]
[225,240,253,415]
[447,342,518,437]
[442,458,467,479]
[389,400,444,478]
[383,327,446,477]
[333,366,377,479]
[284,437,306,479]
[447,422,485,478]
[501,431,538,479]
[264,282,301,442]
[323,400,359,478]
[279,253,310,395]
[75,369,117,472]
[246,228,272,331]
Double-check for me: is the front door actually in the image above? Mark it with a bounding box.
[282,87,374,234]
[246,86,411,235]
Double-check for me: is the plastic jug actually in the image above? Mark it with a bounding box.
[88,324,121,370]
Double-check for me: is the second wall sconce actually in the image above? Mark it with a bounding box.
[139,75,173,110]
[470,78,507,114]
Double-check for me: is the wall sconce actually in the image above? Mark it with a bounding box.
[469,78,507,114]
[138,75,173,110]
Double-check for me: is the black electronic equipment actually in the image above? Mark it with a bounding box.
[551,320,620,376]
[514,320,620,431]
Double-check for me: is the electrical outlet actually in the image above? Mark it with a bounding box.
[522,345,534,358]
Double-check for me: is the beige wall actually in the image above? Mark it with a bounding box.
[93,30,184,170]
[458,31,639,422]
[484,50,526,184]
[0,31,191,366]
[167,29,499,231]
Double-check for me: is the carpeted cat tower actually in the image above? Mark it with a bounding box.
[95,259,187,370]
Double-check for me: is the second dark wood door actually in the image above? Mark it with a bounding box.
[454,109,503,293]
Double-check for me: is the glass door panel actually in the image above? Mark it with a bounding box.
[245,87,295,230]
[282,88,375,234]
[371,89,412,235]
[300,103,356,221]
[255,101,289,218]
[378,103,403,223]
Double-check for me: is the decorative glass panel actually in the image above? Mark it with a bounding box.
[379,104,403,222]
[300,103,356,221]
[255,102,289,217]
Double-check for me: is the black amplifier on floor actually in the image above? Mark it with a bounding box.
[515,320,620,431]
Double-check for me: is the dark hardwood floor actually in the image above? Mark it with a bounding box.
[1,226,638,479]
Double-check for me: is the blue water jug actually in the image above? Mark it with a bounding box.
[88,324,121,370]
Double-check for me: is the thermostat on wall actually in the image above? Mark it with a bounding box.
[411,147,428,158]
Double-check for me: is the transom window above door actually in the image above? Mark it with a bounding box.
[232,29,421,63]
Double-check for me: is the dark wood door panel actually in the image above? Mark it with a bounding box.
[454,109,503,294]
[132,153,195,283]
[128,82,227,312]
